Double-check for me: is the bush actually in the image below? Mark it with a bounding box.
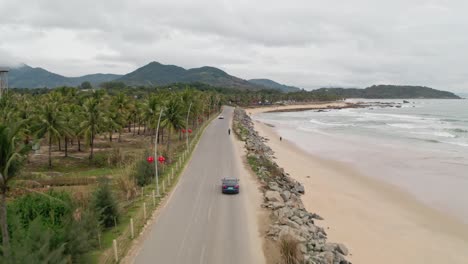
[107,147,125,167]
[63,208,100,263]
[92,179,119,229]
[92,152,108,167]
[10,190,72,233]
[116,166,138,201]
[133,150,154,187]
[0,217,67,264]
[4,190,99,262]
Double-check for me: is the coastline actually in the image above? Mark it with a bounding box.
[250,103,468,264]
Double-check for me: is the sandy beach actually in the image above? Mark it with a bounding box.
[250,103,468,264]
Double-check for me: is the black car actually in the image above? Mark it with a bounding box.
[221,178,239,194]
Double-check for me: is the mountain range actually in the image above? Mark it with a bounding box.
[6,62,301,92]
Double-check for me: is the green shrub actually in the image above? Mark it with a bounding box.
[92,152,108,167]
[92,179,119,229]
[63,208,100,263]
[4,190,99,262]
[10,190,72,232]
[133,150,154,186]
[0,217,67,264]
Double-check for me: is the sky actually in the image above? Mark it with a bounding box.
[1,0,468,92]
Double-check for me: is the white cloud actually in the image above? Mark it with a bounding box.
[0,0,467,92]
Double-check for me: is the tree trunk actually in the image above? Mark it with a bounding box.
[49,135,53,168]
[161,128,164,144]
[137,119,141,135]
[167,127,172,163]
[118,131,122,142]
[90,131,94,160]
[133,118,136,136]
[64,136,68,157]
[58,138,62,151]
[109,131,113,142]
[128,122,131,132]
[78,138,82,152]
[0,189,10,258]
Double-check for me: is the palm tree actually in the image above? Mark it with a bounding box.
[111,92,131,141]
[32,100,66,168]
[61,105,76,157]
[162,97,185,163]
[143,95,160,136]
[81,97,105,160]
[0,123,30,257]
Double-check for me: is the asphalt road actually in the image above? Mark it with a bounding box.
[134,107,265,264]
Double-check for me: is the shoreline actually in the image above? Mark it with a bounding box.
[250,103,468,264]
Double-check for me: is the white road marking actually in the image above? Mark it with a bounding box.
[199,244,206,264]
[208,202,213,220]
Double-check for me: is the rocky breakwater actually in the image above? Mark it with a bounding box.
[233,108,350,264]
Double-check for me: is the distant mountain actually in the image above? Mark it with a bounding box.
[6,61,301,92]
[248,79,301,92]
[8,64,121,88]
[9,64,70,88]
[69,73,122,86]
[314,85,461,99]
[117,62,263,90]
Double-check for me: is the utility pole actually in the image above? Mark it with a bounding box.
[186,102,192,150]
[154,108,164,196]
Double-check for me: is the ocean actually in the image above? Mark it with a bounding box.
[254,99,468,223]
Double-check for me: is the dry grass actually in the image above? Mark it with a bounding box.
[280,235,302,264]
[115,165,138,201]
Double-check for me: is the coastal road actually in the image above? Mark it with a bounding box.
[133,107,265,264]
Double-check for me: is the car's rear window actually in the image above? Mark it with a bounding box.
[223,179,238,185]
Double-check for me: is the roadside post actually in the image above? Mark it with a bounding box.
[113,240,118,262]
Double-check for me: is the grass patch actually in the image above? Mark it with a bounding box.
[68,168,116,178]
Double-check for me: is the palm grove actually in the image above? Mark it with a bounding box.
[0,86,221,262]
[0,82,340,262]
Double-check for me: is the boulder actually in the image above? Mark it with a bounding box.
[323,243,337,252]
[276,207,294,219]
[336,243,349,256]
[281,190,291,201]
[294,182,305,194]
[291,215,304,225]
[285,219,301,229]
[268,181,281,192]
[299,243,307,254]
[316,251,334,264]
[265,190,284,203]
[310,213,324,220]
[268,202,285,209]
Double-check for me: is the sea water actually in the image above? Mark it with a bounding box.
[255,99,468,223]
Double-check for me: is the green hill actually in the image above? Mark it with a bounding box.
[8,64,121,88]
[117,62,263,90]
[248,79,301,92]
[313,85,461,99]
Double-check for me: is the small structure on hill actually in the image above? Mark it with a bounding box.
[0,68,8,99]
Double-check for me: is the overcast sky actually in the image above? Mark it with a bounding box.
[1,0,467,92]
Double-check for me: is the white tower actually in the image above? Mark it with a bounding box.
[0,68,8,99]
